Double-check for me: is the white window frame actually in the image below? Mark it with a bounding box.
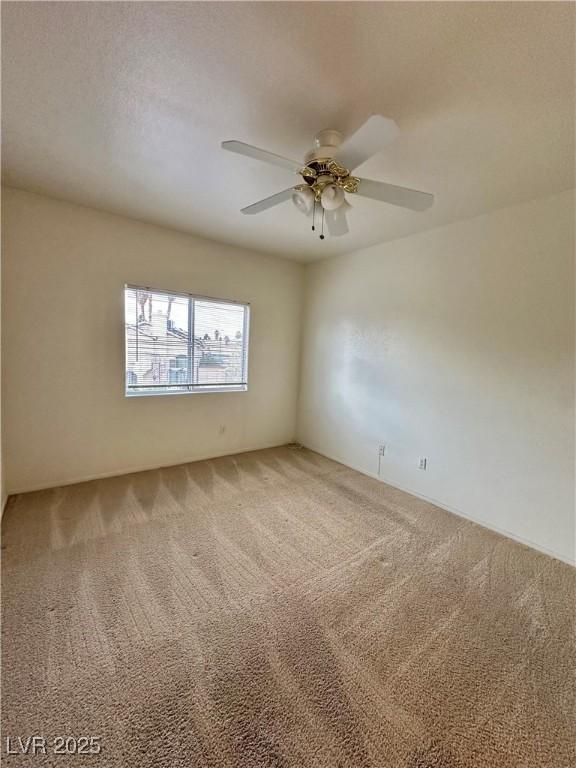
[124,284,250,397]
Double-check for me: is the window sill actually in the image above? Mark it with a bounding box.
[126,385,248,398]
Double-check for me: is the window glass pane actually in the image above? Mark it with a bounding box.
[125,288,190,391]
[124,286,249,395]
[195,300,247,386]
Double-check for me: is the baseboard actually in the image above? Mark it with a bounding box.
[6,440,293,496]
[300,441,576,568]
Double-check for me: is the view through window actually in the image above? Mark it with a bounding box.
[125,285,249,395]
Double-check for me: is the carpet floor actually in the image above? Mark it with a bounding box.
[1,445,575,767]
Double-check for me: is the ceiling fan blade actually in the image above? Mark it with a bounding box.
[325,204,349,237]
[356,178,434,211]
[335,115,400,171]
[240,188,294,215]
[222,141,302,172]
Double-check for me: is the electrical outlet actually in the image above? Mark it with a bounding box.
[378,444,386,456]
[418,457,427,470]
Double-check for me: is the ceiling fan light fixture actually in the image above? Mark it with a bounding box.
[292,187,315,216]
[320,184,345,210]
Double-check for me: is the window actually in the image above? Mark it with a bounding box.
[124,285,249,396]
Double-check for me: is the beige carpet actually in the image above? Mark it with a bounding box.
[2,446,575,767]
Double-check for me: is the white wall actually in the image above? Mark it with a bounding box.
[298,191,575,564]
[2,188,303,492]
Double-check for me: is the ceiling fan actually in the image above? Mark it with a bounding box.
[222,115,434,239]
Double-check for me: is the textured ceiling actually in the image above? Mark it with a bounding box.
[2,2,574,262]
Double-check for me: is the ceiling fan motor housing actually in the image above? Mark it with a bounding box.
[304,128,343,164]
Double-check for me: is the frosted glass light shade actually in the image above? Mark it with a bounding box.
[320,184,345,210]
[292,187,315,216]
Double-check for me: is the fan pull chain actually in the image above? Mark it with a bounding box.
[312,200,316,232]
[320,207,325,240]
